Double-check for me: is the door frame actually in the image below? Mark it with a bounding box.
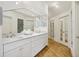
[58,13,72,47]
[0,7,3,56]
[71,1,79,57]
[50,22,54,39]
[70,2,76,57]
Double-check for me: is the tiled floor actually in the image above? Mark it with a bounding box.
[36,38,72,57]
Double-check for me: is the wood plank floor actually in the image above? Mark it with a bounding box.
[36,38,72,57]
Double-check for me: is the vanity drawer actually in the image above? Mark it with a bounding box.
[32,34,48,48]
[32,39,44,47]
[32,34,48,41]
[4,43,32,57]
[4,38,31,52]
[4,47,21,57]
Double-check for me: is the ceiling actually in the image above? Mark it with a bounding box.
[0,1,47,17]
[0,1,72,19]
[48,1,72,19]
[12,8,37,17]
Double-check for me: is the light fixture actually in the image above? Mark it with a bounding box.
[51,2,59,8]
[55,4,59,8]
[16,2,19,5]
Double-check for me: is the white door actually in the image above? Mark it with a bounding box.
[63,16,69,46]
[73,2,79,56]
[60,20,65,44]
[62,20,66,44]
[21,43,32,57]
[50,22,54,38]
[59,16,69,46]
[71,2,79,56]
[0,7,3,56]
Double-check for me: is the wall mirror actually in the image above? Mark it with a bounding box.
[2,8,35,38]
[2,8,47,38]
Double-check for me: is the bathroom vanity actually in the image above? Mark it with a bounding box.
[3,32,48,57]
[2,7,48,57]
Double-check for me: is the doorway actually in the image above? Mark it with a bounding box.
[50,22,54,39]
[59,16,69,46]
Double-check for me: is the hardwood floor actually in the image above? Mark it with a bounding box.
[36,38,72,57]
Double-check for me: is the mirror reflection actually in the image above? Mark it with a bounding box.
[2,8,47,38]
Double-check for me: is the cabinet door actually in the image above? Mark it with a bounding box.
[4,47,21,57]
[21,43,32,57]
[32,34,48,56]
[4,43,32,57]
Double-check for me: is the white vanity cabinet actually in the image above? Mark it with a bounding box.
[3,38,32,57]
[4,46,22,57]
[4,43,32,57]
[32,34,48,56]
[3,33,48,57]
[21,43,32,57]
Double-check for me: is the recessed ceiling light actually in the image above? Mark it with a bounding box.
[16,2,19,5]
[55,4,59,8]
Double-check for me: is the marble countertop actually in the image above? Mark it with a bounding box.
[3,32,48,44]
